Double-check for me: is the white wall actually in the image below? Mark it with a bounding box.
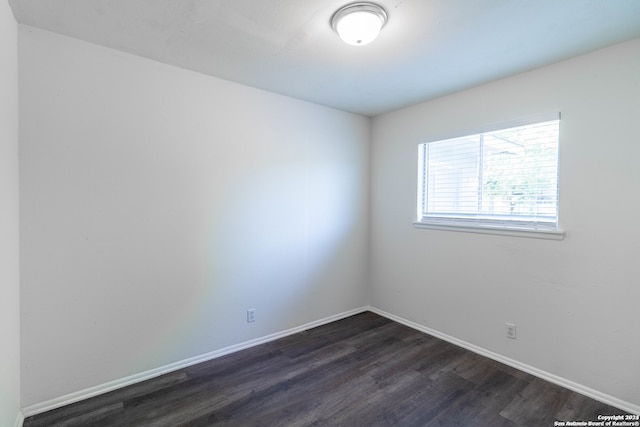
[19,26,370,407]
[0,1,20,426]
[371,38,640,409]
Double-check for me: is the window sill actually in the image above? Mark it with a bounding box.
[413,222,565,240]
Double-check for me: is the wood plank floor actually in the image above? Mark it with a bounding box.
[24,312,628,426]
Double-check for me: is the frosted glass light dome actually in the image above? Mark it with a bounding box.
[331,3,388,46]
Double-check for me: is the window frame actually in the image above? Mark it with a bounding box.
[414,113,564,240]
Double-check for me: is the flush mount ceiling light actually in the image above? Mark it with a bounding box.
[331,2,388,46]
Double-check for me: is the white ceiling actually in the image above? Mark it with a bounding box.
[9,0,640,116]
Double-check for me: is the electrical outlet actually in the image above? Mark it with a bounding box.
[247,308,256,323]
[506,323,516,339]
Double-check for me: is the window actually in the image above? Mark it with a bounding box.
[416,114,562,239]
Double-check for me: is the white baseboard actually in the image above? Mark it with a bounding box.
[22,305,639,418]
[13,411,24,427]
[21,306,369,418]
[367,306,640,416]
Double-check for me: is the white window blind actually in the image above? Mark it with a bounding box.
[417,115,561,233]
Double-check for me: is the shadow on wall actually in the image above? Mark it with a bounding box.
[135,151,363,367]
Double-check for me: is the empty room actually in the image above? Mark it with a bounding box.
[1,1,640,426]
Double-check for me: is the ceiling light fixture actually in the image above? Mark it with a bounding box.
[331,2,388,46]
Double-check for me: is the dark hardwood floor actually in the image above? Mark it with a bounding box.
[24,312,627,426]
